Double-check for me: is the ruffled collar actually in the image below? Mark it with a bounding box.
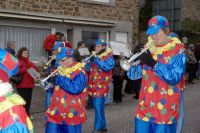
[98,48,112,58]
[146,36,182,57]
[0,93,26,113]
[58,62,85,78]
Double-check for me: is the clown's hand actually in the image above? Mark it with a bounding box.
[92,51,97,57]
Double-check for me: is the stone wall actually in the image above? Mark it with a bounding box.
[181,0,200,21]
[0,0,139,46]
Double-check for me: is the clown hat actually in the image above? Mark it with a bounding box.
[96,39,107,46]
[0,48,18,78]
[56,47,74,61]
[146,15,169,35]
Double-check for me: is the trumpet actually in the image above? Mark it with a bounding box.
[40,68,58,90]
[44,54,56,69]
[44,48,61,69]
[82,48,106,64]
[120,42,154,71]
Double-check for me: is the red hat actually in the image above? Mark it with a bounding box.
[0,69,9,83]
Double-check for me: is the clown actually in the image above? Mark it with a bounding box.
[127,16,186,133]
[0,48,33,133]
[45,47,88,133]
[88,39,115,132]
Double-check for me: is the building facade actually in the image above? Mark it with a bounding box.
[152,0,200,32]
[0,0,139,60]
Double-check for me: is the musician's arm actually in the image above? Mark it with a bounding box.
[127,65,142,80]
[55,71,87,94]
[94,56,115,72]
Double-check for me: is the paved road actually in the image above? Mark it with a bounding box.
[31,80,200,133]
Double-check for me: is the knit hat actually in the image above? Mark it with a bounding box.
[56,47,74,61]
[146,15,169,35]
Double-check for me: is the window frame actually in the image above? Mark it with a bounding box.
[79,0,115,6]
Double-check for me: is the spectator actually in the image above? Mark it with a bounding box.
[194,41,200,79]
[186,44,197,84]
[5,41,16,56]
[75,41,87,62]
[16,47,39,117]
[112,55,124,103]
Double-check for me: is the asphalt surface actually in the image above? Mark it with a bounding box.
[31,80,200,133]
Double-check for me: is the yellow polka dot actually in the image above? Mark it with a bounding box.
[61,98,65,104]
[55,86,59,91]
[143,70,146,75]
[157,103,163,110]
[168,121,172,124]
[153,55,157,60]
[140,100,144,105]
[142,117,149,121]
[78,98,81,103]
[98,85,102,88]
[83,88,86,92]
[50,110,55,115]
[168,89,173,96]
[148,86,154,93]
[68,113,73,118]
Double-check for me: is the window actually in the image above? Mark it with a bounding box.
[91,0,110,3]
[82,31,109,49]
[152,0,182,31]
[79,0,115,6]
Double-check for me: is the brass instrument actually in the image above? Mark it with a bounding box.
[40,68,58,90]
[82,48,106,64]
[120,42,154,71]
[44,48,61,69]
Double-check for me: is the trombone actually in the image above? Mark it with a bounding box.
[120,42,154,71]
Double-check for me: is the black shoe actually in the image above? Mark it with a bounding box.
[86,105,93,109]
[92,128,107,133]
[113,100,122,103]
[101,128,108,132]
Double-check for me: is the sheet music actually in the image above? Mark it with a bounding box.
[27,67,41,80]
[109,41,131,57]
[78,48,90,56]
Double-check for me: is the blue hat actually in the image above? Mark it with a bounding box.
[146,15,169,35]
[56,47,74,61]
[96,39,107,46]
[168,32,178,38]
